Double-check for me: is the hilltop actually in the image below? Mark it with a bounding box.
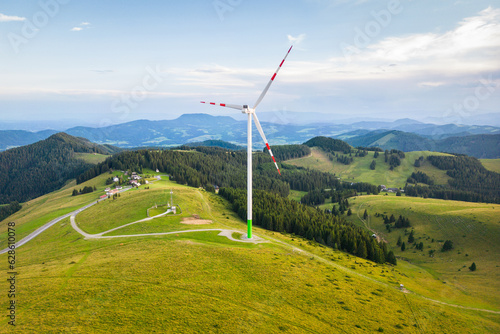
[0,133,119,204]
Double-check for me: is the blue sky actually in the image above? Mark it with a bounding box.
[0,0,499,129]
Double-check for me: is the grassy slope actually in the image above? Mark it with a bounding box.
[74,152,110,164]
[331,195,500,311]
[286,148,451,188]
[481,158,500,173]
[288,190,307,202]
[0,173,498,332]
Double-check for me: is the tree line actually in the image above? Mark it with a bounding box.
[220,187,397,265]
[263,144,311,161]
[0,202,22,222]
[76,147,359,198]
[405,155,499,203]
[407,171,434,185]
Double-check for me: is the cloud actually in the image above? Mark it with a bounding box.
[287,34,306,46]
[329,7,500,80]
[71,22,91,31]
[90,70,114,74]
[0,13,26,22]
[418,82,446,88]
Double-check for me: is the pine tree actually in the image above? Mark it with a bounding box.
[441,240,453,252]
[356,241,368,259]
[386,250,397,265]
[469,262,476,271]
[408,230,415,243]
[370,160,376,170]
[347,208,352,216]
[397,236,402,246]
[363,209,368,220]
[401,242,406,251]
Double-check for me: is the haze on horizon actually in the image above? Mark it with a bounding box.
[0,0,499,130]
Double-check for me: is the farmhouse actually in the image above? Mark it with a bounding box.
[106,189,120,196]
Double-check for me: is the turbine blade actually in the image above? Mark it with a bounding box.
[252,113,281,175]
[253,45,293,109]
[200,101,243,110]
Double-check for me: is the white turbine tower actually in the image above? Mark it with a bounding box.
[201,46,293,239]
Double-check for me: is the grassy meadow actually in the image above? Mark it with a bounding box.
[480,158,500,173]
[74,153,110,164]
[0,169,499,333]
[286,148,451,188]
[331,195,500,311]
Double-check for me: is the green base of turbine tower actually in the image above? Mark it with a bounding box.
[247,220,252,239]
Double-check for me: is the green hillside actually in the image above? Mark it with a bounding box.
[0,133,117,205]
[1,172,499,332]
[74,152,110,164]
[331,195,500,311]
[481,159,500,173]
[286,147,451,188]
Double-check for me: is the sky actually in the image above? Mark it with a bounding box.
[0,0,499,130]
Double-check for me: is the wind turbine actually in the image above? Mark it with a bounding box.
[201,46,293,239]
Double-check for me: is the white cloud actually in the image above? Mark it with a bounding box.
[0,13,26,22]
[71,22,91,31]
[287,34,306,46]
[418,82,446,88]
[171,7,500,92]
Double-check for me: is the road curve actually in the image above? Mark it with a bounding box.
[0,201,100,255]
[70,211,264,243]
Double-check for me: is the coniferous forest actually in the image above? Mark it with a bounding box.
[220,187,396,265]
[0,133,116,204]
[405,155,500,203]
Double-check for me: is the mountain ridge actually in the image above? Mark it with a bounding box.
[0,114,499,157]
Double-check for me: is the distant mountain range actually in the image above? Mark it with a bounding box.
[0,114,499,158]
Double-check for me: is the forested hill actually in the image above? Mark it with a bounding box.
[343,131,500,158]
[0,133,117,204]
[182,140,244,151]
[304,136,352,153]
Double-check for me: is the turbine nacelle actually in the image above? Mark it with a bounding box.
[242,105,254,114]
